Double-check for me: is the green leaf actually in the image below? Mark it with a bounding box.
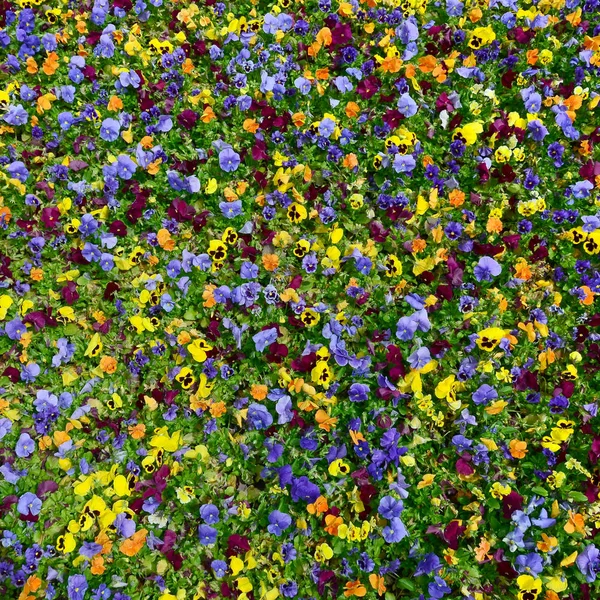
[63,323,79,336]
[487,498,500,510]
[569,491,589,503]
[396,579,416,592]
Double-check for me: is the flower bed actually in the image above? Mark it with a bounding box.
[1,1,600,599]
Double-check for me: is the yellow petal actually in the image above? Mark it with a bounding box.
[237,578,253,593]
[230,556,244,576]
[113,474,131,497]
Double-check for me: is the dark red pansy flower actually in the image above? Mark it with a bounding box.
[266,343,289,364]
[104,282,120,301]
[502,491,523,519]
[61,281,79,305]
[41,207,60,229]
[226,534,250,557]
[177,109,199,130]
[167,198,196,222]
[356,76,381,100]
[443,520,467,549]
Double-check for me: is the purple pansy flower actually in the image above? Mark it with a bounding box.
[219,148,241,173]
[474,256,502,281]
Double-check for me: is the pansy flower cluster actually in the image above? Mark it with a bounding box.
[1,0,600,599]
